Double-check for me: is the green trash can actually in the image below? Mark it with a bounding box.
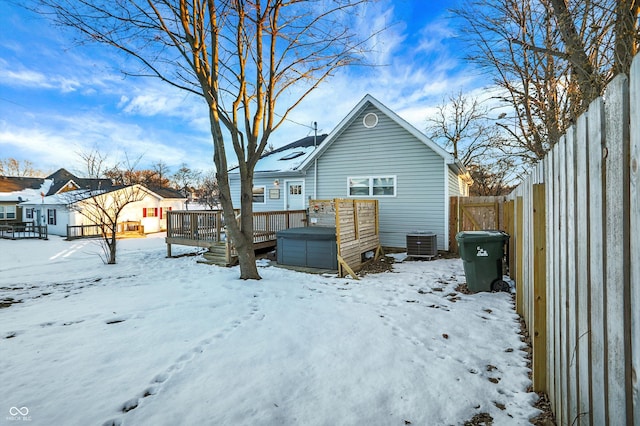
[455,231,510,293]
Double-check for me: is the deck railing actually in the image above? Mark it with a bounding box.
[67,224,104,239]
[165,209,308,257]
[0,223,48,240]
[67,221,143,240]
[166,210,228,243]
[251,210,307,245]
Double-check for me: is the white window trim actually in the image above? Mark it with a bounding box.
[252,185,266,204]
[0,205,16,220]
[347,175,397,197]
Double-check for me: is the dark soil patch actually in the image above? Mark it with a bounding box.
[455,283,472,294]
[463,412,493,425]
[357,255,395,276]
[531,392,556,425]
[0,298,21,309]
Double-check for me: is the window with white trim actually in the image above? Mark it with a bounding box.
[252,186,266,203]
[0,205,16,220]
[26,208,34,219]
[348,176,396,197]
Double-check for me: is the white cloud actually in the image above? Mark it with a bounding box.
[0,112,215,175]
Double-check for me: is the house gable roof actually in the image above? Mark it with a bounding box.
[298,94,458,171]
[46,168,113,195]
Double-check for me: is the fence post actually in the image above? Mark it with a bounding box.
[575,112,591,422]
[603,74,632,424]
[630,52,640,426]
[588,97,607,426]
[504,200,514,275]
[515,196,524,316]
[532,183,547,393]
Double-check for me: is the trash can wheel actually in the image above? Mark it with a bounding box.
[491,279,510,292]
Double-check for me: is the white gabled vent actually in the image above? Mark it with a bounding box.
[406,232,437,259]
[363,112,378,128]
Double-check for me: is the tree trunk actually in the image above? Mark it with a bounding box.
[215,160,261,280]
[614,0,639,75]
[549,0,602,108]
[108,227,117,264]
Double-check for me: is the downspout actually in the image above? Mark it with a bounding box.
[313,121,318,199]
[444,163,450,251]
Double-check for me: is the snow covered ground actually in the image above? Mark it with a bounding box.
[0,234,540,425]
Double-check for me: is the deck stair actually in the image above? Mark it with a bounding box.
[200,242,236,266]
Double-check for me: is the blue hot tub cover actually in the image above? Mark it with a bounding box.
[276,226,336,240]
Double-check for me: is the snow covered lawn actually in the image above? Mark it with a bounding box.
[1,235,540,425]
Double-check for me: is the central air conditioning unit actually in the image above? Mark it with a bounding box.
[406,232,437,259]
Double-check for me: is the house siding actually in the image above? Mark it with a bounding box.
[229,173,305,212]
[309,104,447,249]
[448,168,467,197]
[20,204,71,236]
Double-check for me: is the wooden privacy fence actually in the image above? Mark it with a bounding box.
[449,196,507,252]
[509,65,639,425]
[309,199,382,277]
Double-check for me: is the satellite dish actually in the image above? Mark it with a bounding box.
[18,196,23,202]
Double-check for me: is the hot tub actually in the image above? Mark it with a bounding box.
[276,226,337,270]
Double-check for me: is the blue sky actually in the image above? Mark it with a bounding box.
[0,0,483,176]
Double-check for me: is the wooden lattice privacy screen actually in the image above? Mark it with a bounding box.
[309,199,382,278]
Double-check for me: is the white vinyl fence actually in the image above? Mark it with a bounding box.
[509,57,639,425]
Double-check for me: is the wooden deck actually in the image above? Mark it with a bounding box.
[0,223,48,240]
[165,210,307,263]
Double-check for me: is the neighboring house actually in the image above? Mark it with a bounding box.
[19,184,186,237]
[0,168,110,226]
[0,176,49,225]
[229,94,472,251]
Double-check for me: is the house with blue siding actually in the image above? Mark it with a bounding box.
[229,94,472,251]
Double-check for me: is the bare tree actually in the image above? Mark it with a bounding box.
[453,0,639,161]
[426,92,519,195]
[0,158,44,177]
[105,165,172,187]
[466,162,517,196]
[152,161,171,185]
[426,92,495,165]
[453,0,570,159]
[172,163,201,195]
[68,150,147,264]
[35,0,378,279]
[196,170,220,209]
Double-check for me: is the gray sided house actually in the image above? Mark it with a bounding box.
[229,94,472,251]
